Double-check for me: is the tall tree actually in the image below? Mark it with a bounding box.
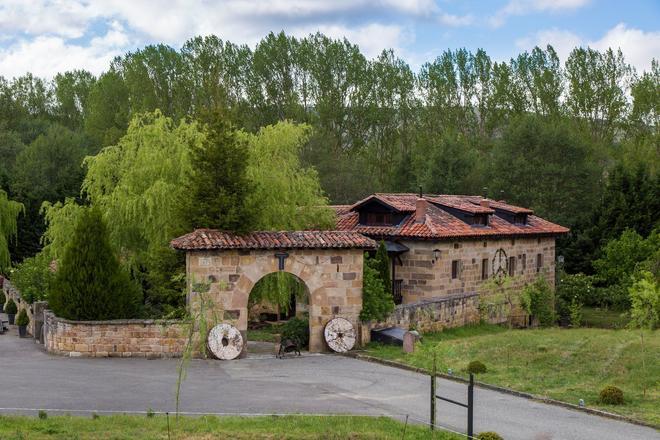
[0,190,23,272]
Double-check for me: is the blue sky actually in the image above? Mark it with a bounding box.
[0,0,658,79]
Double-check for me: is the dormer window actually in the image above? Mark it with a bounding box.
[513,214,527,225]
[366,212,393,226]
[472,214,488,226]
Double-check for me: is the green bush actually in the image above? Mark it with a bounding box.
[599,385,624,405]
[556,273,595,318]
[467,360,487,374]
[522,276,555,326]
[0,290,5,307]
[281,318,309,348]
[16,309,29,326]
[10,251,53,304]
[49,208,140,320]
[477,432,503,440]
[5,298,17,315]
[359,254,394,322]
[38,410,47,420]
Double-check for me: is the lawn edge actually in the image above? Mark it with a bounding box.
[342,352,660,431]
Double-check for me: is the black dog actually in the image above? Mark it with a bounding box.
[277,338,301,358]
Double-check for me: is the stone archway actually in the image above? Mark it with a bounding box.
[172,230,375,353]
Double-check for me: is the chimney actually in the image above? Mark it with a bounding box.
[480,199,490,209]
[415,198,427,223]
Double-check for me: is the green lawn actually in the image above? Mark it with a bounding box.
[365,324,659,426]
[0,414,459,439]
[581,307,630,329]
[247,322,284,342]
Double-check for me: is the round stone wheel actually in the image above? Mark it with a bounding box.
[207,323,244,360]
[324,317,356,353]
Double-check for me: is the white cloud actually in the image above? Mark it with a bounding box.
[0,25,131,78]
[516,23,660,73]
[0,0,99,39]
[491,0,590,28]
[438,12,474,27]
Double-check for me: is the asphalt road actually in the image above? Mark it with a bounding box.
[0,320,657,440]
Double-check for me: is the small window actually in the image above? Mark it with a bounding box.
[522,254,527,271]
[514,214,527,225]
[452,260,461,279]
[366,212,392,226]
[472,215,488,226]
[536,253,543,272]
[508,256,516,276]
[481,258,489,280]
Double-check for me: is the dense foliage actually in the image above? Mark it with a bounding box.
[599,386,625,405]
[360,254,395,322]
[16,308,29,327]
[49,208,140,320]
[521,277,556,327]
[4,298,17,315]
[0,190,23,273]
[280,317,310,348]
[373,241,392,296]
[0,31,657,317]
[628,272,659,331]
[9,250,53,304]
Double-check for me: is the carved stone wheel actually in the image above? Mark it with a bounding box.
[207,323,243,360]
[324,317,356,353]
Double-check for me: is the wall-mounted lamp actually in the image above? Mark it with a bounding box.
[432,249,441,264]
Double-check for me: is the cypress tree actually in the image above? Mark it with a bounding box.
[182,108,254,233]
[373,240,392,295]
[49,207,140,320]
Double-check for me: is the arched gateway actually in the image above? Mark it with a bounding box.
[171,229,375,353]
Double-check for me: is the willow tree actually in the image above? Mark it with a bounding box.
[0,190,23,272]
[240,122,335,230]
[81,110,204,310]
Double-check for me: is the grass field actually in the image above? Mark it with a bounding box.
[365,324,659,425]
[581,307,630,329]
[247,322,284,343]
[0,414,460,439]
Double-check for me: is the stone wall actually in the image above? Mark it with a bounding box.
[1,279,35,336]
[396,236,556,304]
[43,311,187,358]
[186,248,364,353]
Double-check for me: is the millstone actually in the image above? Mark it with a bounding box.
[207,323,243,360]
[324,317,356,352]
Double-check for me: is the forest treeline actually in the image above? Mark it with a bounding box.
[0,31,658,278]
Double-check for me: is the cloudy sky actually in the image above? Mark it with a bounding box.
[0,0,658,79]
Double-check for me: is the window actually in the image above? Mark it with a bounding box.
[481,258,489,280]
[508,256,516,276]
[452,260,461,279]
[365,212,392,226]
[472,214,488,226]
[513,214,527,225]
[536,253,543,272]
[522,254,526,271]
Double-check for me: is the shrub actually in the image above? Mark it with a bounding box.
[599,386,624,405]
[5,298,17,315]
[556,273,594,320]
[359,254,394,322]
[16,309,29,326]
[49,208,141,320]
[521,276,555,327]
[146,408,155,418]
[477,432,503,440]
[281,318,309,348]
[0,290,5,306]
[467,360,487,374]
[10,251,53,304]
[628,271,659,330]
[38,410,47,420]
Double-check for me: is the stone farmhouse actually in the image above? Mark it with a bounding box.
[334,193,569,305]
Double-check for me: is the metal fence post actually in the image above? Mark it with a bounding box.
[467,373,474,439]
[430,353,437,430]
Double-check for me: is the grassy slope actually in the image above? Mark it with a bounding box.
[0,415,460,440]
[365,325,659,425]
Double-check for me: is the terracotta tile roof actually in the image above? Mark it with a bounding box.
[336,193,569,240]
[171,229,377,251]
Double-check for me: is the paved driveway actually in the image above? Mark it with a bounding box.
[0,324,657,440]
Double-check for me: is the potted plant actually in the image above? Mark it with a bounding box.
[16,309,29,337]
[5,298,17,325]
[0,290,5,313]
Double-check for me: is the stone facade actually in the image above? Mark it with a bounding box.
[185,248,365,353]
[43,311,187,358]
[396,236,556,304]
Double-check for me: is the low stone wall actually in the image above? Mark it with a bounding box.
[43,311,188,358]
[1,279,35,336]
[372,292,481,333]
